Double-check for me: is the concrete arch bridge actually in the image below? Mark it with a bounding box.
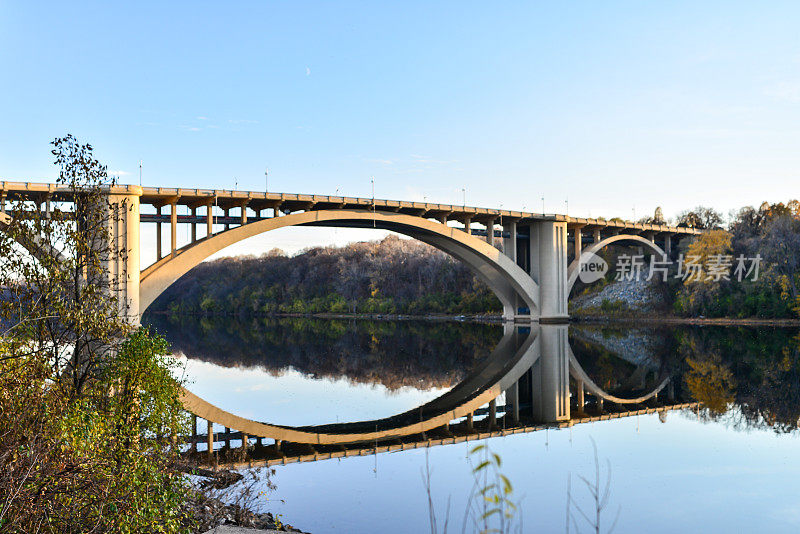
[0,182,698,457]
[1,182,699,323]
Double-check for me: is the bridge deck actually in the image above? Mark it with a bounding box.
[186,402,699,469]
[0,181,701,235]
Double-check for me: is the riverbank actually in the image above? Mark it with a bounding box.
[153,309,800,327]
[573,314,800,327]
[148,309,504,323]
[183,467,308,533]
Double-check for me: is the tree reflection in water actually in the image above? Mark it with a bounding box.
[146,313,800,434]
[573,324,800,433]
[145,314,503,392]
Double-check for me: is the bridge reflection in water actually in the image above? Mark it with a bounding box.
[171,322,695,467]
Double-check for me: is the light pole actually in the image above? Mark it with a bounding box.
[265,168,269,193]
[541,197,545,215]
[462,188,466,208]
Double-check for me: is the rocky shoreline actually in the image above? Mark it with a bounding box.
[181,467,308,534]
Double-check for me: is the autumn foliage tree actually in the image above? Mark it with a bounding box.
[0,136,188,532]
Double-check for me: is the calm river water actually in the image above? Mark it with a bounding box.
[146,314,800,533]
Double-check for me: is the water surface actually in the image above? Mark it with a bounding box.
[146,314,800,533]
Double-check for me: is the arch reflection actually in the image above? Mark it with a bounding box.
[154,318,694,466]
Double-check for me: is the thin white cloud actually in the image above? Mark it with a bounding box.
[365,158,393,165]
[765,82,800,103]
[108,170,130,176]
[234,383,272,392]
[306,67,311,76]
[196,116,209,120]
[228,119,259,124]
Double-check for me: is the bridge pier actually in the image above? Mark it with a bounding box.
[530,325,570,423]
[535,221,568,323]
[105,189,142,323]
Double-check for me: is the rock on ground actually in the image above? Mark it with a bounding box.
[572,269,663,312]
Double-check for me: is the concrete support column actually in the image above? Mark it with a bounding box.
[224,208,230,230]
[574,227,582,261]
[225,427,231,449]
[466,412,474,431]
[505,381,520,423]
[504,221,517,263]
[240,202,248,225]
[206,420,214,459]
[664,234,672,258]
[537,221,568,321]
[486,218,495,247]
[438,214,448,225]
[576,380,585,411]
[531,325,570,423]
[528,223,541,284]
[170,202,177,257]
[0,191,6,213]
[488,399,497,429]
[241,434,249,453]
[191,207,197,243]
[191,415,197,453]
[206,201,213,237]
[593,228,601,244]
[156,206,162,260]
[105,190,142,323]
[463,216,472,235]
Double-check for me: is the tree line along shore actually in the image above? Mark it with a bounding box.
[154,201,800,323]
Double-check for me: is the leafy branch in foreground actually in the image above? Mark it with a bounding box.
[423,442,522,534]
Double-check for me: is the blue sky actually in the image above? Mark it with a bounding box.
[3,2,800,253]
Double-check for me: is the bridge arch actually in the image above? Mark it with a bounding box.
[568,347,669,404]
[180,327,672,445]
[567,233,666,295]
[181,326,539,445]
[140,209,540,320]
